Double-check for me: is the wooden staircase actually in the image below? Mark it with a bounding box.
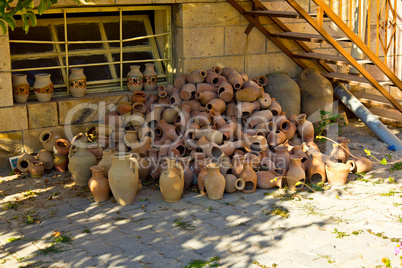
[226,0,402,126]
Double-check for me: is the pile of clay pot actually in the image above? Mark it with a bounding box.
[15,66,374,205]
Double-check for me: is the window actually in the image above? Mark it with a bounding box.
[9,6,172,96]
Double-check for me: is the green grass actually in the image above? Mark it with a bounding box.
[54,234,72,244]
[184,256,220,268]
[174,217,195,230]
[40,245,61,255]
[82,229,90,233]
[265,205,290,219]
[6,237,23,243]
[389,162,402,173]
[332,228,349,238]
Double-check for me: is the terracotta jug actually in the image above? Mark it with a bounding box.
[53,139,71,156]
[204,163,226,200]
[108,153,139,205]
[265,72,300,116]
[224,174,245,193]
[197,159,211,195]
[174,74,187,90]
[175,104,192,130]
[127,65,144,92]
[206,98,226,114]
[17,153,35,173]
[69,68,87,97]
[143,63,157,91]
[259,157,276,171]
[53,155,68,172]
[228,71,243,90]
[246,110,273,128]
[118,101,132,115]
[235,87,264,102]
[197,83,217,93]
[330,137,350,163]
[170,92,182,107]
[132,91,146,104]
[193,152,206,177]
[206,71,223,87]
[98,148,116,178]
[39,130,62,152]
[307,152,327,183]
[326,161,354,186]
[297,114,315,142]
[156,119,180,141]
[351,156,372,173]
[239,160,257,194]
[28,160,44,178]
[231,155,245,177]
[196,136,225,159]
[267,130,287,147]
[273,145,290,170]
[217,81,234,103]
[88,166,110,203]
[37,149,54,170]
[234,101,260,118]
[196,91,218,106]
[268,98,282,116]
[182,99,206,112]
[179,156,194,189]
[161,108,179,124]
[257,93,271,110]
[160,158,184,202]
[286,156,305,191]
[187,70,207,84]
[180,83,196,100]
[33,73,53,102]
[256,170,282,189]
[68,134,98,186]
[12,74,30,103]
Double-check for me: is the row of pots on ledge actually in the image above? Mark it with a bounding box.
[12,63,158,103]
[16,66,372,205]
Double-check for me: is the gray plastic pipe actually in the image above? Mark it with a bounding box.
[333,83,402,151]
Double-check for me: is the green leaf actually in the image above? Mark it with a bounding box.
[21,14,29,33]
[319,110,327,115]
[0,14,16,30]
[38,0,51,15]
[364,149,371,156]
[0,19,6,35]
[0,1,5,15]
[26,11,37,27]
[380,158,387,165]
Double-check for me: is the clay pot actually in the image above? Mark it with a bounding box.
[197,159,211,195]
[246,110,273,128]
[268,98,282,116]
[39,130,62,152]
[273,145,290,170]
[127,65,143,92]
[326,161,354,186]
[108,153,139,205]
[143,63,157,91]
[118,101,132,115]
[147,148,160,174]
[297,114,315,142]
[265,72,300,116]
[195,91,217,105]
[33,73,53,102]
[53,155,68,172]
[245,151,261,169]
[145,94,158,111]
[161,108,179,124]
[222,67,236,78]
[174,74,187,90]
[156,119,180,142]
[234,101,260,118]
[12,74,30,104]
[37,149,53,170]
[197,83,217,93]
[225,102,237,119]
[193,129,223,145]
[275,114,296,141]
[53,139,71,156]
[68,134,98,186]
[259,157,276,171]
[132,91,146,103]
[17,153,35,173]
[145,105,164,129]
[160,158,184,202]
[209,66,223,75]
[217,81,234,103]
[224,174,245,193]
[204,163,226,200]
[306,152,327,183]
[180,83,197,100]
[231,155,245,177]
[297,68,333,118]
[88,166,110,203]
[175,104,192,130]
[132,102,147,115]
[206,71,223,87]
[220,140,242,156]
[182,100,206,112]
[235,87,264,102]
[170,92,182,107]
[158,88,169,105]
[351,157,372,173]
[193,112,212,127]
[28,160,45,178]
[286,156,305,191]
[244,135,268,152]
[104,113,124,129]
[205,99,226,114]
[256,75,268,87]
[330,137,350,163]
[255,121,277,136]
[97,148,115,178]
[228,71,244,90]
[187,70,207,84]
[179,156,194,189]
[196,136,224,160]
[239,160,257,194]
[256,170,283,189]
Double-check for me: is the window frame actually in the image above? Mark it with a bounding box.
[9,5,173,96]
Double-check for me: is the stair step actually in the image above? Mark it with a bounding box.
[322,72,393,87]
[245,10,304,18]
[270,32,350,43]
[353,92,402,110]
[367,107,402,127]
[294,52,373,65]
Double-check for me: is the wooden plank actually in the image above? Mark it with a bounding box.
[270,32,350,43]
[323,72,393,86]
[353,91,402,110]
[294,52,373,65]
[368,107,402,127]
[245,10,303,18]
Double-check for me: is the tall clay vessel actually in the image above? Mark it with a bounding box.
[204,163,226,200]
[68,134,97,186]
[286,156,305,191]
[127,65,143,92]
[88,166,110,203]
[97,148,115,178]
[108,153,139,205]
[69,68,87,97]
[238,160,257,194]
[143,63,157,91]
[330,137,350,163]
[33,73,53,102]
[12,74,30,103]
[159,158,184,202]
